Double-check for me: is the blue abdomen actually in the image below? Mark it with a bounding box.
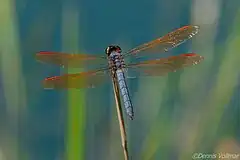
[116,69,134,120]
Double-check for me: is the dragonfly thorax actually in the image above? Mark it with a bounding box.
[108,51,125,70]
[106,45,125,70]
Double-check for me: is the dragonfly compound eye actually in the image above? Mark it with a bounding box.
[105,45,122,56]
[115,46,122,53]
[105,45,114,56]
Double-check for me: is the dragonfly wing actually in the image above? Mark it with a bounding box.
[123,25,199,58]
[125,53,204,76]
[36,51,107,68]
[43,68,110,89]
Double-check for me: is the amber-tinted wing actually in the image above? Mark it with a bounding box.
[125,53,204,76]
[36,51,107,68]
[42,68,110,89]
[123,25,199,58]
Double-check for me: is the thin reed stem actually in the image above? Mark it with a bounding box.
[112,78,129,160]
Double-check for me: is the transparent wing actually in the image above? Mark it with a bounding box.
[42,68,110,89]
[125,53,204,76]
[36,51,107,69]
[123,25,199,58]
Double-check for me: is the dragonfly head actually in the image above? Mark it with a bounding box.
[105,45,122,56]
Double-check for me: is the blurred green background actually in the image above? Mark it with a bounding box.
[0,0,240,160]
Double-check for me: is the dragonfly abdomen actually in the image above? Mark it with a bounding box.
[116,69,134,120]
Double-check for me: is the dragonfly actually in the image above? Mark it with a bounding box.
[36,25,203,120]
[36,25,203,159]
